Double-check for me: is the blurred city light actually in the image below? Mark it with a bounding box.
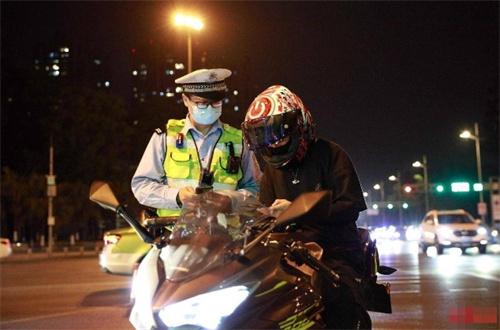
[402,202,409,209]
[473,183,483,191]
[373,184,381,190]
[173,13,204,30]
[451,182,470,192]
[404,185,413,193]
[459,130,472,139]
[436,184,445,192]
[412,161,423,168]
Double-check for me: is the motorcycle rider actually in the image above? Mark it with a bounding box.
[131,68,261,215]
[241,85,369,329]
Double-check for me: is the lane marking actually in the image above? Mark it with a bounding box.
[449,287,488,292]
[391,290,420,294]
[463,272,500,283]
[388,280,421,284]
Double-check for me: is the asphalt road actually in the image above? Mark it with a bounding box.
[1,241,499,329]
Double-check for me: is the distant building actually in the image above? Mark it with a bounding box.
[33,43,113,91]
[128,40,244,124]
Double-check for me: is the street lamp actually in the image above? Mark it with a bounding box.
[373,182,385,223]
[388,173,403,227]
[460,123,485,222]
[412,155,429,212]
[173,12,204,73]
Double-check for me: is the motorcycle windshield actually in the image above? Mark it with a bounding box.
[160,192,263,282]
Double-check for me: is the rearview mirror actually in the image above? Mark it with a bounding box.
[89,180,154,244]
[275,190,331,227]
[89,181,120,211]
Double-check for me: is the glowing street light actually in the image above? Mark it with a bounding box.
[459,123,485,222]
[388,173,403,227]
[173,12,204,73]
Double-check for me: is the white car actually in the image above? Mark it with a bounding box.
[99,227,151,275]
[419,209,489,255]
[0,238,13,258]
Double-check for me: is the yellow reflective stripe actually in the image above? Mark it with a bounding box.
[157,208,181,217]
[161,121,244,216]
[255,281,288,297]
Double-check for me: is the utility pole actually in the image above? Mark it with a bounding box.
[422,155,430,212]
[47,137,57,253]
[473,123,485,223]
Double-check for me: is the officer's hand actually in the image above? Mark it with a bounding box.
[269,199,292,217]
[178,186,196,205]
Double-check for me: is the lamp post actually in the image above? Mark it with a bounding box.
[46,137,57,254]
[460,123,485,222]
[412,155,429,212]
[373,182,385,223]
[389,173,403,227]
[173,12,204,73]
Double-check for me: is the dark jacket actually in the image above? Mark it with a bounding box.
[259,138,367,269]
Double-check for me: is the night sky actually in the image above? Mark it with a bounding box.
[2,1,499,192]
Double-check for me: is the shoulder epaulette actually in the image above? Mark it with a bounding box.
[155,128,163,135]
[167,119,186,129]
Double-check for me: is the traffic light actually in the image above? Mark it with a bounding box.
[435,184,445,193]
[403,185,413,194]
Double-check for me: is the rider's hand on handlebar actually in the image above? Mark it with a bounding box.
[269,199,292,217]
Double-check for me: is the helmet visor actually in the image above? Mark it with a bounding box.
[242,109,299,150]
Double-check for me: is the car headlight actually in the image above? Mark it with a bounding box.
[103,234,121,245]
[477,227,487,236]
[158,285,250,329]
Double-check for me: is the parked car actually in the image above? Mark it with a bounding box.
[99,227,151,275]
[0,238,13,258]
[419,209,489,255]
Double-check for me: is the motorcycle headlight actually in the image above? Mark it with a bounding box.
[477,227,487,235]
[158,285,250,329]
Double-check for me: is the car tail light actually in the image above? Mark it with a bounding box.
[104,234,121,245]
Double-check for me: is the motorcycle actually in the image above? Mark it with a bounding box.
[90,181,395,329]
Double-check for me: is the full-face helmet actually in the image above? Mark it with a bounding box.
[241,85,315,168]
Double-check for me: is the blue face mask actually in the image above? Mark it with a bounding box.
[191,104,222,125]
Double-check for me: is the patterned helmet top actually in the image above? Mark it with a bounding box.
[245,85,313,129]
[243,85,316,166]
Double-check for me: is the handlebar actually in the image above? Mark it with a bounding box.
[285,241,340,286]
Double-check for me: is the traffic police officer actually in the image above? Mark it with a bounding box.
[131,68,261,216]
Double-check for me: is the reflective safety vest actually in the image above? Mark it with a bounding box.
[157,119,244,216]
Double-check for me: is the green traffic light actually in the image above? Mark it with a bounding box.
[436,184,444,193]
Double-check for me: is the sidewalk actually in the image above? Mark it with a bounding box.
[2,242,102,262]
